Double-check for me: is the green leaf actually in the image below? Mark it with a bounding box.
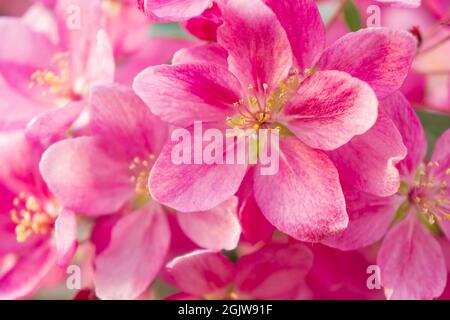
[149,23,192,39]
[343,0,362,32]
[417,110,450,158]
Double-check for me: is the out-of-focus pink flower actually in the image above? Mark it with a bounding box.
[39,84,242,299]
[305,244,385,300]
[166,243,313,300]
[327,0,449,113]
[0,0,191,142]
[134,0,415,242]
[325,92,450,300]
[0,133,77,299]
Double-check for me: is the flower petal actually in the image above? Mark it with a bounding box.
[254,137,348,242]
[94,205,170,300]
[176,197,241,251]
[149,125,247,212]
[282,70,378,151]
[39,137,134,216]
[138,0,210,21]
[172,44,228,68]
[265,0,325,71]
[26,101,83,144]
[0,17,55,68]
[0,241,56,299]
[318,28,417,99]
[54,209,78,266]
[166,250,235,297]
[133,64,241,127]
[90,83,168,157]
[235,243,313,300]
[217,0,292,92]
[328,108,407,197]
[377,215,447,300]
[322,190,400,250]
[382,92,427,178]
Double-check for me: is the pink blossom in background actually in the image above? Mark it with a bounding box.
[0,133,77,299]
[166,243,313,300]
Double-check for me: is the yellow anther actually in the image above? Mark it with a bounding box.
[30,52,70,96]
[26,196,41,212]
[10,194,54,243]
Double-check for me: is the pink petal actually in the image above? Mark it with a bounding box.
[0,17,56,68]
[328,108,407,197]
[86,29,115,85]
[282,70,378,151]
[176,197,241,251]
[383,92,427,178]
[149,125,247,212]
[0,73,46,131]
[90,83,168,157]
[239,190,275,244]
[235,243,313,300]
[318,28,417,98]
[26,101,83,144]
[217,0,292,92]
[54,209,78,266]
[133,64,241,127]
[172,44,228,68]
[54,0,103,80]
[138,0,210,21]
[166,250,235,297]
[115,37,193,86]
[254,137,348,242]
[182,3,222,41]
[322,190,400,250]
[265,0,325,71]
[0,241,56,299]
[306,244,385,300]
[94,205,170,300]
[0,131,45,195]
[377,215,447,300]
[39,137,134,216]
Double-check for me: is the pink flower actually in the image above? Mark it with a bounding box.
[133,0,416,242]
[39,84,242,299]
[0,1,190,142]
[166,243,313,300]
[324,92,450,300]
[0,133,77,299]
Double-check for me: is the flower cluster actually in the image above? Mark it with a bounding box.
[0,0,449,300]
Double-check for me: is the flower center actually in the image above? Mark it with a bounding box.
[129,154,156,196]
[409,161,450,224]
[10,193,54,242]
[226,75,299,131]
[30,52,73,97]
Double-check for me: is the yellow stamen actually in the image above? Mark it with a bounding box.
[10,195,53,242]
